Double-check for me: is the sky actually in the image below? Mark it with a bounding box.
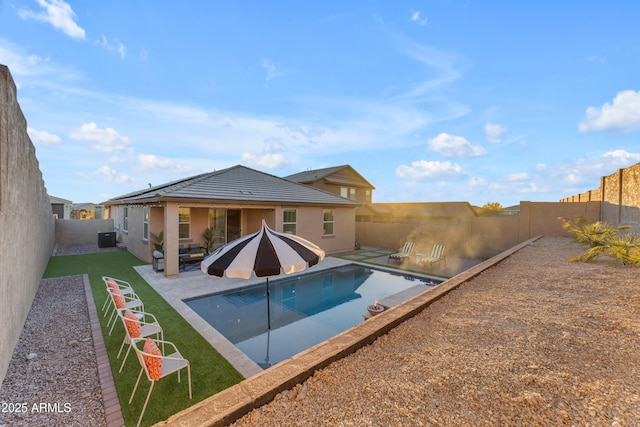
[2,1,640,207]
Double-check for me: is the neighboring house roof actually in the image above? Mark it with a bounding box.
[103,165,359,207]
[285,165,375,189]
[50,195,72,204]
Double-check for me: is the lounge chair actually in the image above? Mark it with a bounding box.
[388,242,415,264]
[420,244,446,268]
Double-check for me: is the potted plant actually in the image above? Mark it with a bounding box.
[150,230,164,252]
[203,228,214,254]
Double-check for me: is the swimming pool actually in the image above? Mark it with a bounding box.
[184,263,441,368]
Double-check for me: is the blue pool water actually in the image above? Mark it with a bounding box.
[184,264,441,368]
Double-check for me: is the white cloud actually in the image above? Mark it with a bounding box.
[18,0,85,40]
[396,160,465,180]
[94,165,134,184]
[427,132,487,158]
[69,122,131,153]
[468,177,486,186]
[397,44,463,101]
[97,35,126,59]
[579,90,640,133]
[242,152,290,169]
[410,10,428,26]
[485,123,506,144]
[507,172,529,181]
[137,154,192,175]
[27,127,61,145]
[261,58,283,83]
[242,140,291,169]
[601,149,640,166]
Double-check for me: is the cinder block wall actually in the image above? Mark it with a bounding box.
[55,219,114,245]
[356,201,602,259]
[0,65,55,385]
[562,162,640,232]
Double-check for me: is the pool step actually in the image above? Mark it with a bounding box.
[224,292,263,307]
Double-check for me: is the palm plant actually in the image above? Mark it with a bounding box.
[203,228,214,254]
[150,230,164,251]
[559,216,640,264]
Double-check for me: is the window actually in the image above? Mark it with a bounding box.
[323,209,334,235]
[208,208,226,250]
[365,189,371,202]
[143,206,149,241]
[341,187,356,200]
[283,209,297,234]
[123,207,129,231]
[179,207,191,239]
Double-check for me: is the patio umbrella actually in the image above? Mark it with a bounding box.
[200,219,325,329]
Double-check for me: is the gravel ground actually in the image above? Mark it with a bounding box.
[2,238,639,426]
[231,236,640,426]
[0,275,106,427]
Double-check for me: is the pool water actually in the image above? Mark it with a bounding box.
[184,264,440,368]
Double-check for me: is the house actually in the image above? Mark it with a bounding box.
[71,202,104,219]
[49,196,72,219]
[285,165,375,221]
[285,165,374,203]
[103,165,359,277]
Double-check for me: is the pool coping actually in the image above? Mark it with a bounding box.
[153,236,542,427]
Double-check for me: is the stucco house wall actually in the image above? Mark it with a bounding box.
[0,65,55,385]
[112,203,355,276]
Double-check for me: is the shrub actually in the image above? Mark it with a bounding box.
[559,216,640,265]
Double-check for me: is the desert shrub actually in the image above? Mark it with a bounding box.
[559,216,640,265]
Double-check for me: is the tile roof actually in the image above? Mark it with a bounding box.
[285,165,374,188]
[103,165,359,206]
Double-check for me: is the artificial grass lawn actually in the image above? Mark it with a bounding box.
[44,251,244,427]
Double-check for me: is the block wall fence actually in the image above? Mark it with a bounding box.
[0,65,56,386]
[561,162,640,232]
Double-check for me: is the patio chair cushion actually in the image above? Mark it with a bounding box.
[124,310,141,338]
[143,338,162,380]
[112,288,126,309]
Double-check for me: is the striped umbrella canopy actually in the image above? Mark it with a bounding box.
[200,219,325,329]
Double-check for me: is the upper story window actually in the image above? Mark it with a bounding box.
[123,207,129,231]
[283,209,297,234]
[323,209,334,235]
[143,206,149,241]
[365,189,371,202]
[179,207,191,239]
[341,187,356,200]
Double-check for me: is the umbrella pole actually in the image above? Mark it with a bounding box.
[266,277,271,330]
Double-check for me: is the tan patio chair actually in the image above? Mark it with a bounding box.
[116,309,164,373]
[420,244,446,268]
[388,241,415,264]
[129,337,192,427]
